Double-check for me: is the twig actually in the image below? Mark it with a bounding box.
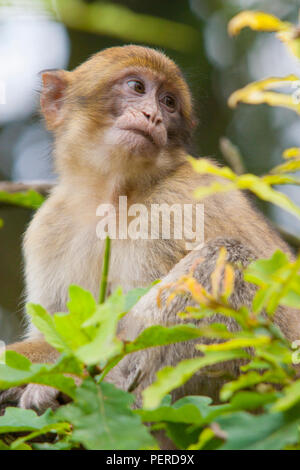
[0,181,55,196]
[220,137,246,175]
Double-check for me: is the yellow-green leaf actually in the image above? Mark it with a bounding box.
[189,157,236,180]
[277,31,300,59]
[197,336,270,352]
[228,11,292,37]
[228,76,300,115]
[270,160,300,175]
[283,147,300,159]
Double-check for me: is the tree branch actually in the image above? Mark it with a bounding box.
[0,181,55,196]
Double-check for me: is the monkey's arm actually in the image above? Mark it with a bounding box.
[6,340,59,363]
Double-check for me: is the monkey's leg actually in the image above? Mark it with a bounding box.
[108,237,300,405]
[106,237,258,404]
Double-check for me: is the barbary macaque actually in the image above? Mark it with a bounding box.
[0,45,299,413]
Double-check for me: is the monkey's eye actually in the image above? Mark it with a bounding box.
[127,80,145,94]
[161,95,176,111]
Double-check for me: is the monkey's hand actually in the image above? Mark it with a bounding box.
[0,340,69,415]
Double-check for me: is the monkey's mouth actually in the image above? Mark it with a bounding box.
[120,127,157,146]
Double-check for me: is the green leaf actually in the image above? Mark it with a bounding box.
[0,352,82,399]
[245,251,300,313]
[4,350,32,370]
[165,422,203,449]
[217,407,300,450]
[138,392,273,429]
[0,408,70,450]
[137,395,213,424]
[125,324,206,354]
[229,391,277,411]
[10,421,70,450]
[56,379,155,450]
[1,440,31,450]
[28,286,124,364]
[123,283,158,312]
[0,440,11,450]
[32,440,74,450]
[0,407,57,434]
[245,251,289,285]
[77,288,125,364]
[220,369,287,401]
[54,286,98,350]
[273,380,300,412]
[28,283,159,366]
[188,427,216,450]
[26,304,70,354]
[82,287,124,327]
[143,350,249,409]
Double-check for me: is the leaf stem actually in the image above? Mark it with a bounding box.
[99,236,111,304]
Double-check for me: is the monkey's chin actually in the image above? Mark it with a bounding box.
[115,129,158,156]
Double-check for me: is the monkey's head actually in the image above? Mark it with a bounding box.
[40,45,195,177]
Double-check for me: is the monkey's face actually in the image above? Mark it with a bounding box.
[40,46,195,175]
[102,68,183,157]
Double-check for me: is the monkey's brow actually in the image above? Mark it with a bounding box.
[112,68,184,100]
[112,66,172,86]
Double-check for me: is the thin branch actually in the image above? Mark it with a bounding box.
[0,181,55,196]
[219,137,246,175]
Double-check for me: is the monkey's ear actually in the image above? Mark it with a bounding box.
[40,70,70,130]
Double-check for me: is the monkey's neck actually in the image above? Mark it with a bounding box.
[57,148,188,204]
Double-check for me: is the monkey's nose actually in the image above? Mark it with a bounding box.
[142,111,162,126]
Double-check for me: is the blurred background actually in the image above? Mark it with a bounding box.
[1,0,300,343]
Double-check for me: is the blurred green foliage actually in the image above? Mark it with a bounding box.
[1,238,300,449]
[0,190,45,210]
